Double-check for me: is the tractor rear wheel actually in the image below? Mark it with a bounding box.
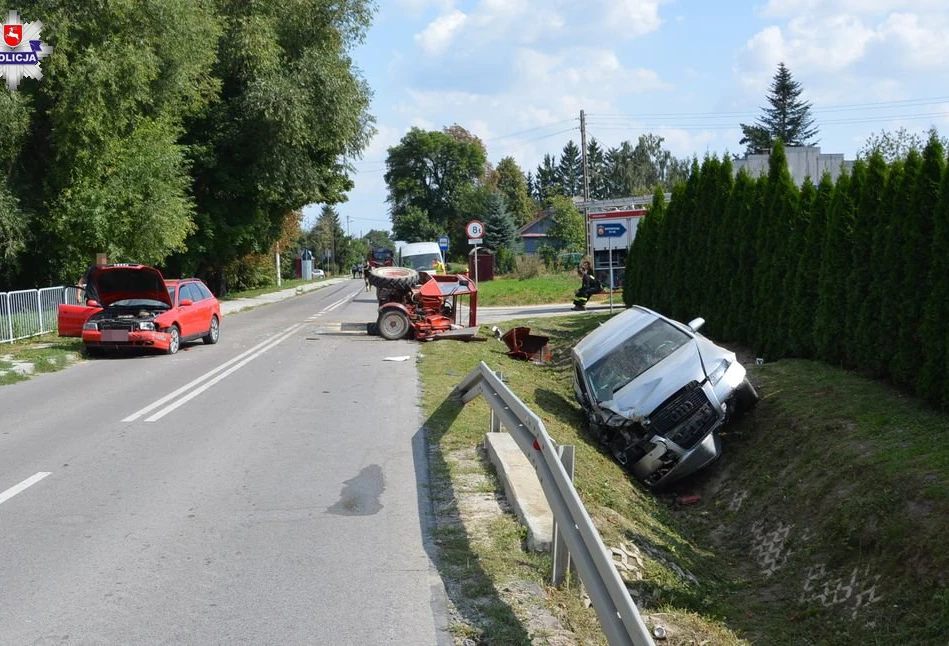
[378,310,412,340]
[368,266,418,291]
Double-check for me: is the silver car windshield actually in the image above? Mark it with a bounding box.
[586,318,691,401]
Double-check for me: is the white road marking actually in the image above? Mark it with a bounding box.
[122,324,300,422]
[0,472,51,506]
[124,288,362,423]
[143,324,305,422]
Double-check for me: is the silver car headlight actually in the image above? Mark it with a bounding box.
[707,359,731,386]
[138,322,156,331]
[82,321,98,331]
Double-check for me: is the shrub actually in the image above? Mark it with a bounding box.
[513,254,544,279]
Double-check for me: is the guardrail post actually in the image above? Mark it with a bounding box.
[552,443,576,586]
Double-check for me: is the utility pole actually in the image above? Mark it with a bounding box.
[346,215,352,237]
[580,109,591,259]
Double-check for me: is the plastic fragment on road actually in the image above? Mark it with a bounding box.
[383,356,411,362]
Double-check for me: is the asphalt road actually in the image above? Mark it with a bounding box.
[0,279,451,645]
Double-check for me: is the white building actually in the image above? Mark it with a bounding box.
[733,145,855,186]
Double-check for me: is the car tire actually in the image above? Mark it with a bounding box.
[166,324,181,355]
[378,310,411,340]
[731,377,759,417]
[367,266,418,291]
[203,315,220,345]
[83,346,104,358]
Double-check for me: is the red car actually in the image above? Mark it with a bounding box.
[58,264,222,355]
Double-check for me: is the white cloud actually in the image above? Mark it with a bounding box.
[413,0,667,58]
[414,9,468,54]
[876,13,949,68]
[394,0,455,16]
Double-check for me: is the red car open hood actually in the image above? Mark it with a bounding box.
[84,264,173,308]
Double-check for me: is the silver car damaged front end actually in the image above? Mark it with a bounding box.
[572,306,749,488]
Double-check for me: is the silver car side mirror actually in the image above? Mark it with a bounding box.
[688,317,705,332]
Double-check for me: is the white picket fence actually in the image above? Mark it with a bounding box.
[0,286,82,344]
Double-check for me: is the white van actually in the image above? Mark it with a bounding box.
[397,241,445,272]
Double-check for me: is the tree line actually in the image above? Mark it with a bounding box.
[624,135,949,410]
[382,124,690,266]
[0,0,375,293]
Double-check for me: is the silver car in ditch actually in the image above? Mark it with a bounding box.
[572,306,757,488]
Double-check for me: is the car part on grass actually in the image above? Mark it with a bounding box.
[368,267,478,342]
[501,326,552,363]
[571,305,757,489]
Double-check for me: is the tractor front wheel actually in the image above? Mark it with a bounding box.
[378,310,412,340]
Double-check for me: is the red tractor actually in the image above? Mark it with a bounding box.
[367,266,478,341]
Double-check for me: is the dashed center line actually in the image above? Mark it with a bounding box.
[123,289,363,423]
[0,472,51,507]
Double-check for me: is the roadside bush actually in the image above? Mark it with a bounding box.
[495,246,517,275]
[512,254,544,279]
[537,244,558,269]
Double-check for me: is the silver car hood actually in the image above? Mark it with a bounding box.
[599,341,711,419]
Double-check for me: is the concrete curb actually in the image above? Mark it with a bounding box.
[484,432,553,552]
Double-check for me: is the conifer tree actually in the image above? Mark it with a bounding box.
[814,171,855,364]
[918,164,949,407]
[739,63,820,154]
[789,173,833,358]
[891,133,944,390]
[669,159,702,320]
[783,177,816,356]
[733,175,769,344]
[720,169,754,341]
[877,155,916,379]
[655,182,686,315]
[704,156,734,337]
[482,191,517,251]
[754,140,798,356]
[624,188,665,308]
[691,156,722,324]
[849,153,888,372]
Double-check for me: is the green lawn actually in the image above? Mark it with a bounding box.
[475,271,618,307]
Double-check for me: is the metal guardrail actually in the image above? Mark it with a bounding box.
[0,286,80,344]
[453,361,655,646]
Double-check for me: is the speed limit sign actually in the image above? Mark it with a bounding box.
[465,220,485,244]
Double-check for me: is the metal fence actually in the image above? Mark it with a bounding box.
[0,286,81,344]
[454,361,655,646]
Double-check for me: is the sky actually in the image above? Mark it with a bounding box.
[302,0,949,235]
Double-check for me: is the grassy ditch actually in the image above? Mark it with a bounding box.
[417,313,949,645]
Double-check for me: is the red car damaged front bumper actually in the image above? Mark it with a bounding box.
[81,329,172,351]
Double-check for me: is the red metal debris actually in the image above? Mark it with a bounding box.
[501,326,552,363]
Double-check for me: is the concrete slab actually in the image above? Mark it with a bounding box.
[484,432,553,552]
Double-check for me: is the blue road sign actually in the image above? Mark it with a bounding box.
[438,235,450,252]
[596,222,627,237]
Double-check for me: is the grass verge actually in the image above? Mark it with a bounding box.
[474,273,618,308]
[0,334,83,386]
[417,313,949,645]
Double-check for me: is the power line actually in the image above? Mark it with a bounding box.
[485,118,578,142]
[585,111,949,132]
[586,95,949,121]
